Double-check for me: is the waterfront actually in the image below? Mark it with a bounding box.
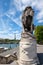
[0,43,19,49]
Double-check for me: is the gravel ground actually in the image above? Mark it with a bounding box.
[37,44,43,65]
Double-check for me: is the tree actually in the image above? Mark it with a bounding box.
[34,25,43,44]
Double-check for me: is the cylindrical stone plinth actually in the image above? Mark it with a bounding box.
[19,32,39,65]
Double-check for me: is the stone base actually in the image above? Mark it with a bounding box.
[19,57,39,65]
[19,60,37,65]
[19,32,39,65]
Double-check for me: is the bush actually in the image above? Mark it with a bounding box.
[34,25,43,44]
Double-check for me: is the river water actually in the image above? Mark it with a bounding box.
[0,43,19,48]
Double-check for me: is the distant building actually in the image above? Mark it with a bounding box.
[14,33,16,40]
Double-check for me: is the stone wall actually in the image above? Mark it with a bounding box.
[0,54,17,64]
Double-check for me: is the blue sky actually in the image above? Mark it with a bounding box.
[0,0,43,39]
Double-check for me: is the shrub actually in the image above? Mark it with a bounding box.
[34,25,43,44]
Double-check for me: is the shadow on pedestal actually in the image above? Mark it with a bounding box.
[37,53,43,65]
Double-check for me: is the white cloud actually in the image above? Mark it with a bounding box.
[11,30,20,34]
[1,0,43,39]
[6,13,22,27]
[5,0,43,28]
[13,0,35,11]
[21,0,31,4]
[0,17,13,33]
[38,20,43,23]
[16,33,21,40]
[7,33,14,39]
[0,30,7,34]
[12,0,43,24]
[0,30,21,40]
[37,11,43,20]
[0,16,21,39]
[0,13,5,17]
[0,33,14,39]
[7,8,16,16]
[1,18,7,31]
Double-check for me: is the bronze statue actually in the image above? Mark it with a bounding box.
[22,6,34,33]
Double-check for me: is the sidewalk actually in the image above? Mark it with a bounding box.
[37,44,43,65]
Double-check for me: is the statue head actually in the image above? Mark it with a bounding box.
[22,6,34,33]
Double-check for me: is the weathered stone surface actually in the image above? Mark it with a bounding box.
[19,6,39,65]
[19,32,39,65]
[22,6,34,33]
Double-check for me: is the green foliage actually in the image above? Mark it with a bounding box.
[34,25,43,44]
[0,39,20,44]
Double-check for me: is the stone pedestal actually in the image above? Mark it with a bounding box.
[19,32,39,65]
